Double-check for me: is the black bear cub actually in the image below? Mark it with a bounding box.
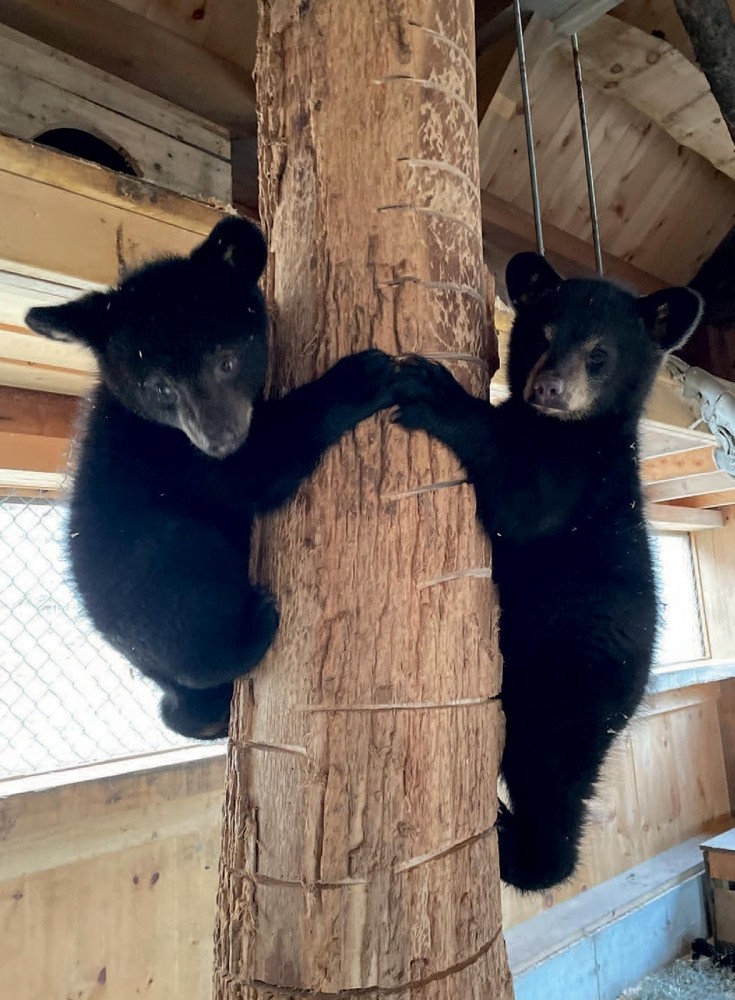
[394,253,703,891]
[26,218,394,739]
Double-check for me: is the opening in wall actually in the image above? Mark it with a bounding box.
[651,530,706,666]
[0,491,208,781]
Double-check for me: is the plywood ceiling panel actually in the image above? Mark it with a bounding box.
[480,28,735,285]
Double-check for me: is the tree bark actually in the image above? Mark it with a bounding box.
[674,0,735,145]
[212,2,512,998]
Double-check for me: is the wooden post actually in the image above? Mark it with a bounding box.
[212,2,512,997]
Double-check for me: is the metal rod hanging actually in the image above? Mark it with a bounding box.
[571,33,604,276]
[512,0,544,257]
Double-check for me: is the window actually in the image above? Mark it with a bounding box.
[0,492,198,779]
[650,531,706,666]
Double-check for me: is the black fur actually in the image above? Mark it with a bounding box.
[26,218,394,739]
[393,253,703,891]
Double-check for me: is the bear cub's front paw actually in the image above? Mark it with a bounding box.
[330,349,397,412]
[393,355,463,431]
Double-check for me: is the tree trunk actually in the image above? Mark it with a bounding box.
[674,0,735,145]
[212,2,512,998]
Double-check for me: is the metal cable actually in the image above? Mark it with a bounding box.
[513,0,544,256]
[571,32,604,275]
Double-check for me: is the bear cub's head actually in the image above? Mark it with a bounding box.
[505,253,703,422]
[26,217,268,459]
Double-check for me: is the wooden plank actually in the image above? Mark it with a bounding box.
[716,678,735,820]
[670,489,735,509]
[0,385,78,438]
[0,136,223,289]
[561,15,735,180]
[0,271,93,329]
[0,429,70,478]
[641,444,717,484]
[707,852,735,882]
[0,324,95,376]
[0,0,256,135]
[613,0,697,65]
[695,509,735,660]
[0,57,231,202]
[0,384,79,486]
[0,754,223,1000]
[647,471,735,503]
[0,133,223,234]
[633,691,730,859]
[0,468,65,490]
[481,190,663,293]
[0,358,93,395]
[646,502,725,532]
[639,421,718,459]
[0,24,229,157]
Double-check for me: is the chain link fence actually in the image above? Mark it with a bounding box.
[0,489,199,779]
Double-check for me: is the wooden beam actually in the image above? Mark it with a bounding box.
[0,384,77,437]
[481,189,664,295]
[0,134,223,289]
[670,490,735,509]
[647,470,735,503]
[641,445,718,484]
[560,15,735,181]
[0,0,256,135]
[0,385,77,488]
[646,502,725,531]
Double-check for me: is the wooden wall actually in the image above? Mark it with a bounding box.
[1,679,732,998]
[501,682,731,926]
[0,751,224,999]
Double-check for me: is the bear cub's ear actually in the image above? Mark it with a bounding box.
[506,252,562,311]
[637,287,704,353]
[25,292,112,349]
[192,216,267,284]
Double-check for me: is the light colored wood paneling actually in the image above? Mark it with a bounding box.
[0,754,224,1000]
[671,490,735,509]
[695,508,735,660]
[614,0,697,64]
[0,24,229,156]
[0,25,231,203]
[479,20,735,285]
[502,683,732,926]
[108,0,259,72]
[561,16,735,181]
[647,471,735,503]
[642,444,717,484]
[1,681,730,986]
[0,0,256,134]
[0,134,224,289]
[646,502,725,532]
[0,384,78,485]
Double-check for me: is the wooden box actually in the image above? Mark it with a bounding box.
[701,828,735,949]
[0,24,231,204]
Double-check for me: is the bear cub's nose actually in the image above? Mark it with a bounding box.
[533,373,564,407]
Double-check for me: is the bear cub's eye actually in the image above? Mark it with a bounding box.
[145,376,177,403]
[587,347,608,372]
[216,353,239,378]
